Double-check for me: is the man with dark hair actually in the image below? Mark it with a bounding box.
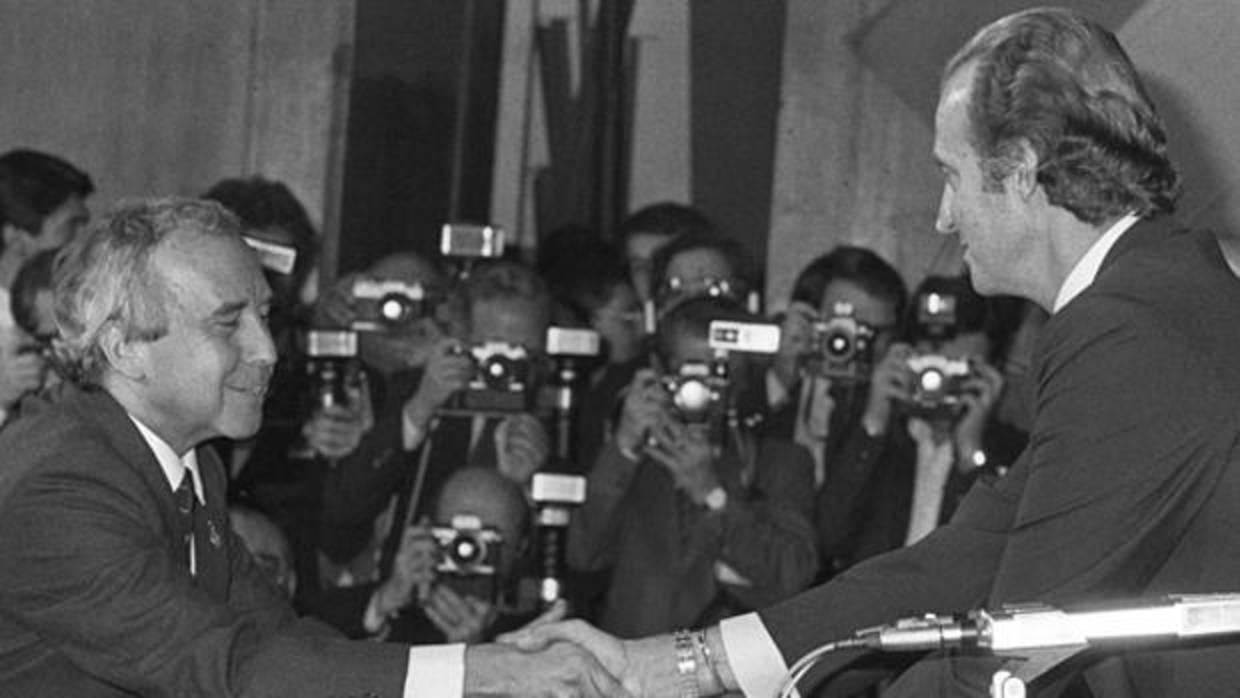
[0,197,624,697]
[509,8,1240,696]
[568,296,818,638]
[0,149,93,418]
[616,201,717,303]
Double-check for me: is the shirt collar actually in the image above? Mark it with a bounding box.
[1052,212,1141,313]
[128,416,204,504]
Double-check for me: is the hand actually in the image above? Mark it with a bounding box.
[404,337,473,426]
[302,402,370,459]
[0,328,46,408]
[373,525,437,617]
[861,342,915,435]
[645,417,719,503]
[771,301,817,391]
[312,272,362,329]
[952,360,1005,465]
[464,640,631,697]
[497,413,550,485]
[423,583,496,643]
[498,620,640,696]
[613,369,668,455]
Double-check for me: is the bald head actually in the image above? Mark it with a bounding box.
[434,467,530,568]
[368,251,443,288]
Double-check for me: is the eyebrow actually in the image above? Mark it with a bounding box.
[210,300,248,319]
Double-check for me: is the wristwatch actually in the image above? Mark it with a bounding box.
[703,486,728,512]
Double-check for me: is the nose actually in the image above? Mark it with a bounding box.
[935,187,956,235]
[244,311,278,368]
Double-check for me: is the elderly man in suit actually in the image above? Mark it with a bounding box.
[0,198,624,697]
[509,8,1240,697]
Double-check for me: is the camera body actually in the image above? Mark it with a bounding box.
[430,515,503,576]
[441,223,506,259]
[904,353,972,420]
[429,514,503,602]
[303,329,361,411]
[914,291,959,342]
[811,302,876,382]
[350,279,434,332]
[662,361,729,424]
[451,341,533,412]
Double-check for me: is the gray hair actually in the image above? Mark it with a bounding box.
[53,197,243,386]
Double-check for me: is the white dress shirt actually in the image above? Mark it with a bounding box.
[129,415,466,698]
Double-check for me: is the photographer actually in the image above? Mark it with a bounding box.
[763,247,909,576]
[895,276,1028,545]
[567,296,818,638]
[0,149,92,424]
[319,259,553,589]
[309,467,538,645]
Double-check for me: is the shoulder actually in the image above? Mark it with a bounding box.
[0,388,145,514]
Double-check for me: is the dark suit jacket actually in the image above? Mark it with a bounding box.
[0,386,409,698]
[569,436,820,638]
[757,221,1240,696]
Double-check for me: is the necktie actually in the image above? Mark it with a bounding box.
[174,469,196,575]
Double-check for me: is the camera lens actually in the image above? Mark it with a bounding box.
[450,534,483,565]
[918,367,946,393]
[673,378,713,413]
[378,293,416,326]
[480,355,514,389]
[824,330,853,361]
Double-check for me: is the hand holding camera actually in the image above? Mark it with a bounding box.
[644,417,719,503]
[302,400,373,460]
[614,369,669,457]
[404,337,475,428]
[951,359,1005,461]
[772,301,818,391]
[496,413,550,486]
[861,342,917,436]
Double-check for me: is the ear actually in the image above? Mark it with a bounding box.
[1007,138,1042,200]
[97,323,149,381]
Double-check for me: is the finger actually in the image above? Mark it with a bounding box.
[584,655,632,698]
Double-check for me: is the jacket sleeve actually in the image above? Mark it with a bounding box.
[566,442,641,572]
[0,461,411,698]
[711,439,820,608]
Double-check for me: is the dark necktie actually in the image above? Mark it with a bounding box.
[174,469,196,575]
[469,416,501,469]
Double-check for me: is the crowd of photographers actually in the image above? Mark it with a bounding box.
[0,146,1044,648]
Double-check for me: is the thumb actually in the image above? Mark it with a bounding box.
[495,599,568,649]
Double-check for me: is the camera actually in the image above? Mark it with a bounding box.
[451,341,533,412]
[708,320,781,355]
[430,514,503,602]
[351,279,435,332]
[430,514,503,576]
[812,302,877,382]
[303,329,361,411]
[662,361,729,424]
[903,353,972,419]
[441,223,506,259]
[915,291,959,342]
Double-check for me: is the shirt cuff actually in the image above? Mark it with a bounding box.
[720,613,792,698]
[765,368,791,409]
[402,407,427,451]
[404,643,465,698]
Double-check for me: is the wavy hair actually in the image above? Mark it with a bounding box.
[53,198,242,386]
[945,7,1181,224]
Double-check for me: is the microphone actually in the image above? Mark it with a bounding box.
[855,593,1240,653]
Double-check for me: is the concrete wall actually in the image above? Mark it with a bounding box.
[0,0,353,242]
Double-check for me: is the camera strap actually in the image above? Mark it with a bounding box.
[378,416,441,579]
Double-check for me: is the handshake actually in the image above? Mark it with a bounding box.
[464,606,735,697]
